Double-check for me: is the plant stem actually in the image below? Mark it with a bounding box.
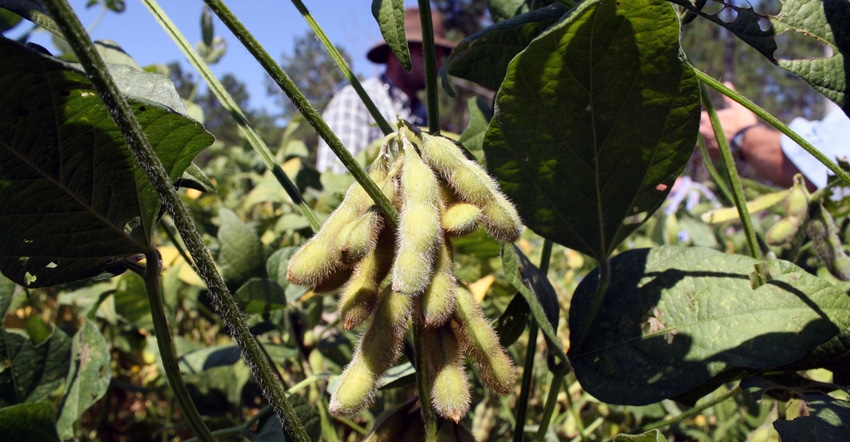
[140,0,320,233]
[695,68,850,188]
[636,386,740,433]
[699,79,761,260]
[416,0,441,135]
[573,258,610,350]
[42,1,310,440]
[413,315,439,440]
[697,135,734,205]
[43,0,216,439]
[202,0,399,227]
[289,0,393,136]
[514,321,538,442]
[141,250,217,441]
[515,240,555,442]
[535,364,569,441]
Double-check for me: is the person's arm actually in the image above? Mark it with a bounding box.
[698,82,807,189]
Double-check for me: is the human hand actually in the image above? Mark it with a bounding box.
[698,82,758,157]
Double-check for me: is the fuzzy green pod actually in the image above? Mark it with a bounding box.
[287,157,390,286]
[786,174,810,221]
[479,193,523,243]
[420,133,495,206]
[765,218,798,246]
[330,289,411,417]
[338,228,395,330]
[421,242,457,327]
[338,209,383,264]
[808,204,850,281]
[424,325,470,423]
[453,285,516,395]
[391,139,443,295]
[442,203,482,237]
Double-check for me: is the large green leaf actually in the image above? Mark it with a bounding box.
[56,320,111,439]
[442,4,569,92]
[0,402,61,442]
[484,0,699,259]
[0,324,71,407]
[0,37,213,287]
[568,246,850,405]
[773,395,850,440]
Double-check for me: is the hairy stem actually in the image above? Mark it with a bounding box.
[290,0,393,136]
[203,0,399,226]
[416,0,441,135]
[42,1,310,440]
[141,0,320,232]
[699,79,761,260]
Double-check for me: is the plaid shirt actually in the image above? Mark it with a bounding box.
[316,74,427,173]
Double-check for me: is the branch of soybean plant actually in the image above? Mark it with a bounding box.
[697,135,734,205]
[514,239,554,442]
[203,0,399,227]
[141,251,218,442]
[535,360,570,441]
[416,0,441,135]
[141,0,321,233]
[414,317,439,440]
[289,0,393,136]
[636,386,740,433]
[41,2,311,441]
[43,0,215,438]
[699,79,761,260]
[695,69,850,188]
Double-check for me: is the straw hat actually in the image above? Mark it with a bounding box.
[367,7,455,64]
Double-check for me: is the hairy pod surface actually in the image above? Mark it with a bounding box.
[339,228,395,330]
[421,241,458,327]
[479,193,523,242]
[338,209,383,264]
[808,204,850,281]
[453,285,516,395]
[392,140,442,295]
[442,203,482,237]
[786,174,810,221]
[330,289,411,417]
[765,218,798,246]
[423,325,470,422]
[420,134,495,206]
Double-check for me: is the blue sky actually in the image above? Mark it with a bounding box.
[18,0,419,114]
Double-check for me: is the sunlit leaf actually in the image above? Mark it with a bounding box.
[56,320,111,439]
[0,323,71,407]
[773,395,850,440]
[569,246,850,405]
[371,0,409,70]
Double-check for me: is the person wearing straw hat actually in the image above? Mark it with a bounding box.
[316,7,454,173]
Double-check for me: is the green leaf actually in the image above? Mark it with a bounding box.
[0,38,213,287]
[0,0,62,38]
[371,0,410,70]
[443,4,568,92]
[0,274,14,317]
[501,244,565,363]
[177,162,216,193]
[178,344,241,373]
[487,0,527,23]
[235,278,287,314]
[285,393,321,442]
[614,429,667,442]
[773,395,850,440]
[0,324,71,407]
[217,207,265,285]
[484,0,700,259]
[457,97,492,163]
[0,7,22,32]
[113,272,152,330]
[772,0,850,117]
[0,402,61,442]
[495,292,530,347]
[56,320,111,439]
[568,246,850,405]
